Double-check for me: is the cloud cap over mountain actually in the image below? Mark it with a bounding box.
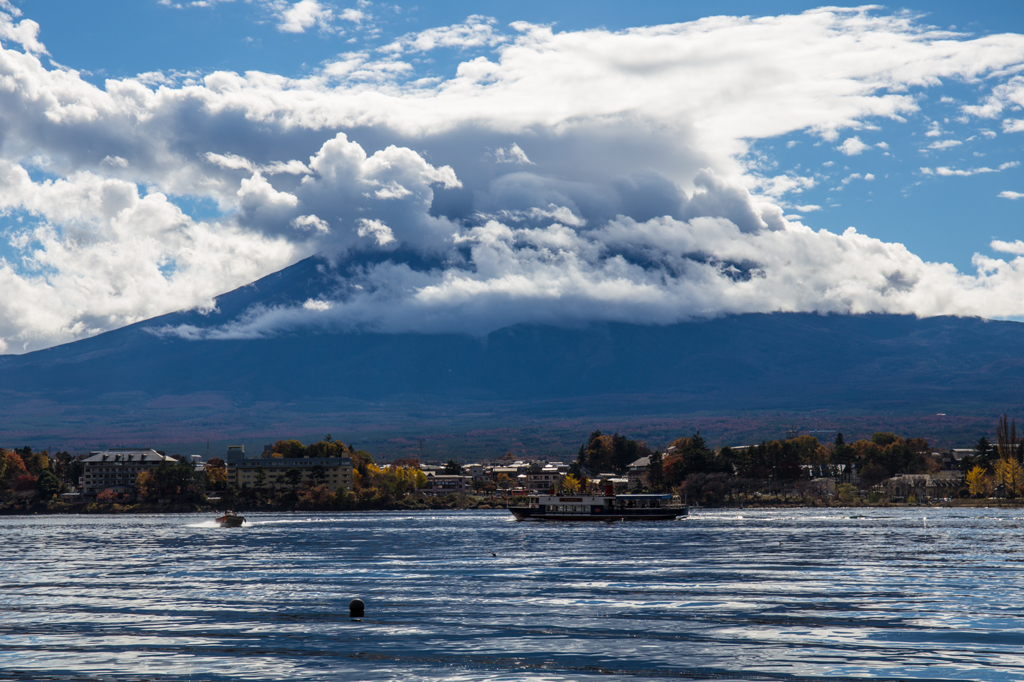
[3,4,1024,351]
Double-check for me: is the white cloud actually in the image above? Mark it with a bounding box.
[876,141,889,149]
[277,0,333,34]
[999,191,1024,200]
[357,218,396,246]
[0,4,46,55]
[921,162,1019,177]
[927,139,962,150]
[6,6,1024,351]
[0,162,302,353]
[963,75,1024,120]
[837,136,869,155]
[756,173,815,198]
[992,239,1024,254]
[291,214,330,233]
[494,143,533,165]
[381,15,506,54]
[339,8,366,24]
[154,216,1024,342]
[1004,119,1024,133]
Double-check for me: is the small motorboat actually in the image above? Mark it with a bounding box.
[215,512,246,528]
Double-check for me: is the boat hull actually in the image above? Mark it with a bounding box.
[215,514,245,528]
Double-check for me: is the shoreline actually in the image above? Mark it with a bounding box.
[4,496,1024,517]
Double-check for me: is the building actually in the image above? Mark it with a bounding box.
[525,464,565,491]
[884,474,959,502]
[227,457,354,491]
[81,448,178,495]
[627,456,651,487]
[422,474,473,494]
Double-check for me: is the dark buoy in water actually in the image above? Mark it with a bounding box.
[349,598,365,617]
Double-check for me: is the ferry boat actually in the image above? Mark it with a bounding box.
[509,492,687,521]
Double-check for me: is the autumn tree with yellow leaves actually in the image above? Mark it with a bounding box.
[966,466,994,498]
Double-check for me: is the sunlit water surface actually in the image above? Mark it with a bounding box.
[2,508,1023,681]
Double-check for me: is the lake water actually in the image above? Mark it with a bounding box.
[2,508,1023,681]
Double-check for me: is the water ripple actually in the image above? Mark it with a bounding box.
[1,508,1023,680]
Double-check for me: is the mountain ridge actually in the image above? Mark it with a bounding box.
[1,255,1021,452]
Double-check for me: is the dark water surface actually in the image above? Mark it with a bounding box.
[2,508,1023,681]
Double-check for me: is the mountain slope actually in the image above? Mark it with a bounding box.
[0,255,1021,449]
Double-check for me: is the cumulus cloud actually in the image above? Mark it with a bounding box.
[0,2,46,55]
[837,136,869,155]
[999,191,1024,200]
[5,6,1024,351]
[277,0,334,34]
[381,15,506,54]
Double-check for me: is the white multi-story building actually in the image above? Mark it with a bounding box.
[81,448,178,495]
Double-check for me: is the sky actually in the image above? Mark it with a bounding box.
[3,1,1024,352]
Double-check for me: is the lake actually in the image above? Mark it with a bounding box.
[2,508,1023,681]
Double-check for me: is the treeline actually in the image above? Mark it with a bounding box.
[960,415,1024,498]
[573,429,950,504]
[168,437,434,511]
[0,447,81,507]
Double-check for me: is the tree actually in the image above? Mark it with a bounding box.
[136,471,154,499]
[443,459,463,475]
[307,439,348,458]
[997,414,1018,460]
[284,467,304,490]
[834,433,853,481]
[858,464,889,489]
[18,449,50,477]
[995,414,1021,497]
[871,432,899,448]
[974,436,994,462]
[310,464,327,484]
[274,440,307,458]
[560,473,581,494]
[152,460,201,498]
[205,460,228,490]
[52,451,82,488]
[254,465,268,489]
[96,489,119,504]
[0,450,30,489]
[12,475,37,492]
[966,465,993,498]
[648,451,665,491]
[836,483,858,503]
[37,470,60,499]
[994,457,1024,498]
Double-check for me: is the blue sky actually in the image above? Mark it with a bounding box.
[3,1,1024,352]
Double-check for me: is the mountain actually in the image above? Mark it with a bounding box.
[0,255,1020,454]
